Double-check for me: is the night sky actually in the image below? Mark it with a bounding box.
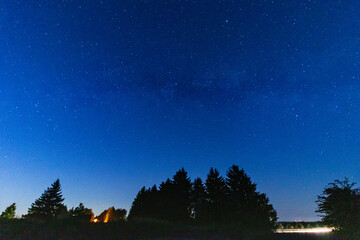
[1,0,360,221]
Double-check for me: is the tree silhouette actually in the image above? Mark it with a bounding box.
[128,165,277,232]
[128,185,160,220]
[171,168,192,222]
[26,179,66,219]
[69,203,94,222]
[1,203,16,219]
[226,165,255,222]
[111,207,127,221]
[128,187,147,220]
[158,178,174,220]
[317,178,360,239]
[205,167,228,224]
[190,177,207,223]
[226,165,277,231]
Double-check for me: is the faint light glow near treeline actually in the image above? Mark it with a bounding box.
[276,228,333,234]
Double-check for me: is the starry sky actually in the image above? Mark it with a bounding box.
[1,0,360,221]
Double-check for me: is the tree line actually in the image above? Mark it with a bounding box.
[0,179,127,223]
[1,165,278,233]
[128,165,278,233]
[4,165,360,239]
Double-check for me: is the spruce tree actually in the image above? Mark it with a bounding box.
[147,185,160,219]
[158,178,174,220]
[128,186,149,220]
[1,203,16,219]
[226,165,277,231]
[190,178,207,223]
[205,167,228,223]
[128,186,159,220]
[172,168,192,222]
[26,179,66,219]
[226,165,257,221]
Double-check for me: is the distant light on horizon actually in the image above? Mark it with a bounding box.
[276,227,333,234]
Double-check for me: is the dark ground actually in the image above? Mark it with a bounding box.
[0,219,333,240]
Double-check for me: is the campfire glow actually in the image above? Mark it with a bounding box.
[91,207,112,223]
[104,210,110,223]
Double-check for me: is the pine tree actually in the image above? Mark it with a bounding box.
[26,179,66,219]
[205,167,228,223]
[128,186,147,220]
[226,165,257,221]
[171,168,192,222]
[128,186,159,220]
[226,165,277,231]
[158,178,174,220]
[147,185,160,219]
[190,178,207,223]
[1,203,16,219]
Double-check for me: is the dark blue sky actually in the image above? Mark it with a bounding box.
[1,0,360,221]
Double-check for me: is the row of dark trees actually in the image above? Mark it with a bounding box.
[23,179,126,222]
[128,165,278,232]
[5,167,360,238]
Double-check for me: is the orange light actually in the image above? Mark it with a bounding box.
[104,210,110,223]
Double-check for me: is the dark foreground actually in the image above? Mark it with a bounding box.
[0,219,333,240]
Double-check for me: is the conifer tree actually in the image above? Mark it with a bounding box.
[26,179,66,219]
[205,167,228,223]
[226,165,277,231]
[147,185,160,219]
[190,178,207,223]
[171,168,192,222]
[1,203,16,219]
[158,178,174,220]
[226,165,257,221]
[128,186,147,220]
[152,168,193,222]
[128,186,159,220]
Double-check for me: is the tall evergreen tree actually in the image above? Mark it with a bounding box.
[158,178,174,220]
[205,168,228,223]
[226,165,277,231]
[128,185,160,220]
[226,165,257,221]
[26,179,66,219]
[190,178,207,223]
[1,203,16,219]
[128,186,147,220]
[147,185,161,219]
[171,168,192,222]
